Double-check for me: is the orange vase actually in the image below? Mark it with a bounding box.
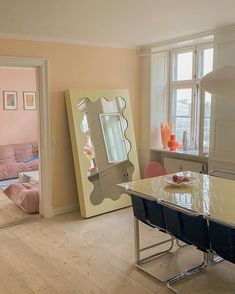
[160,122,173,149]
[168,135,179,151]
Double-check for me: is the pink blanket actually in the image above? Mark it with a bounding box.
[4,182,39,214]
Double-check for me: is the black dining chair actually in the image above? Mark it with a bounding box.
[160,200,210,291]
[208,219,235,264]
[130,194,174,282]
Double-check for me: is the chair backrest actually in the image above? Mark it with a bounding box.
[144,199,166,231]
[179,212,210,252]
[144,161,166,179]
[162,202,210,251]
[131,195,148,224]
[131,195,166,231]
[163,206,183,241]
[209,220,235,264]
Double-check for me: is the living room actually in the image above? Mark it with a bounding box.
[0,1,234,293]
[0,66,40,226]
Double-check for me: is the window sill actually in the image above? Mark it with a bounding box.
[151,148,209,159]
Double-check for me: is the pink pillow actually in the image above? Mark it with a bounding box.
[31,142,38,157]
[14,143,33,163]
[0,145,15,164]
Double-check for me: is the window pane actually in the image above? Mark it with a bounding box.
[173,88,192,145]
[175,88,192,116]
[175,117,191,144]
[203,92,211,150]
[174,51,193,81]
[203,118,210,150]
[204,92,211,117]
[199,48,213,78]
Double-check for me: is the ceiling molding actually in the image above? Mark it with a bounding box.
[140,30,215,51]
[0,32,139,50]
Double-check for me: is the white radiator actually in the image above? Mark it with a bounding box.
[163,157,206,174]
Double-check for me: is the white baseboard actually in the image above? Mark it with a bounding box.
[53,203,79,216]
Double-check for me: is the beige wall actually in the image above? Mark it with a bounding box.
[0,38,140,210]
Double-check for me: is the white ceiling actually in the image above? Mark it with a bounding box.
[0,0,235,48]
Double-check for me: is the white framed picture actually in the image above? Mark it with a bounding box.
[23,91,36,110]
[3,91,18,110]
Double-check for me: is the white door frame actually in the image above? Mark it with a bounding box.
[0,56,53,217]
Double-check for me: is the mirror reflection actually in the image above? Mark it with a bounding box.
[78,96,134,205]
[99,113,127,163]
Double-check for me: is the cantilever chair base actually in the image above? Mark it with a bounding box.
[134,217,174,283]
[176,239,187,248]
[209,252,224,264]
[167,252,208,293]
[134,217,209,292]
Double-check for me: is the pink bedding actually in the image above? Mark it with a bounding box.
[0,159,38,181]
[4,182,39,214]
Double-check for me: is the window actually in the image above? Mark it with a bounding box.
[170,44,213,152]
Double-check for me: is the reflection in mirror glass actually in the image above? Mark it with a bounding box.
[80,113,89,133]
[77,96,134,206]
[99,113,127,163]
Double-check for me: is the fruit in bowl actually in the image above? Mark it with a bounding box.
[172,174,190,184]
[164,174,197,186]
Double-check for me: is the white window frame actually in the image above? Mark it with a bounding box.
[168,43,213,153]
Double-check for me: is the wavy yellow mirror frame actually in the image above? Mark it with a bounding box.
[65,89,140,218]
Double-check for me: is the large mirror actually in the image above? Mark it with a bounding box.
[65,89,140,218]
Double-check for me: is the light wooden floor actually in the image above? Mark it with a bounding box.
[0,189,38,227]
[0,208,234,294]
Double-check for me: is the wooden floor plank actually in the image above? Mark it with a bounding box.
[11,224,158,294]
[0,208,232,294]
[0,258,34,294]
[0,233,59,294]
[0,232,82,294]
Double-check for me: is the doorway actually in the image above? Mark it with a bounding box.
[0,56,53,225]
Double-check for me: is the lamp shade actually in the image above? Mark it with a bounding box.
[200,65,235,97]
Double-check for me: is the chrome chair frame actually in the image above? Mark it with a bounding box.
[134,217,174,283]
[167,252,209,293]
[159,200,210,293]
[131,195,215,293]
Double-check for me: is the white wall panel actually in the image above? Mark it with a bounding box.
[209,26,235,174]
[150,52,169,149]
[164,157,205,174]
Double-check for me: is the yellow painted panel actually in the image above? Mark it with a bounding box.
[65,89,140,217]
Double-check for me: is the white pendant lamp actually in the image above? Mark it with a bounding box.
[200,65,235,97]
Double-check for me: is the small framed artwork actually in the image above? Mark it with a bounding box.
[23,91,36,110]
[3,91,18,110]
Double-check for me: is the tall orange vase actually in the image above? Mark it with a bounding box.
[160,122,173,149]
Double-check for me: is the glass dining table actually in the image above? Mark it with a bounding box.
[119,171,235,228]
[118,171,235,292]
